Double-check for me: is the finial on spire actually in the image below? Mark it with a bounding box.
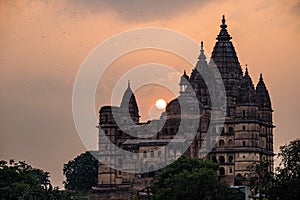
[220,15,227,29]
[198,41,206,62]
[245,67,248,76]
[128,80,130,88]
[259,73,263,81]
[200,41,204,53]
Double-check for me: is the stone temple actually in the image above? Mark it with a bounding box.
[96,16,274,190]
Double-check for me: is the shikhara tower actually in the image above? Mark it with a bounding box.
[97,16,274,189]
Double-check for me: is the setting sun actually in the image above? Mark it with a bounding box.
[155,99,167,110]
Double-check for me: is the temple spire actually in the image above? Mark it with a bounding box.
[128,80,130,88]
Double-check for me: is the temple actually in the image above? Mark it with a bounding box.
[96,16,274,192]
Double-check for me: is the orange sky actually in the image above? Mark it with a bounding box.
[1,0,300,187]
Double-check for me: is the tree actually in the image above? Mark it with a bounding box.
[0,159,65,199]
[245,139,300,200]
[63,151,98,190]
[274,139,300,200]
[246,161,275,199]
[150,157,239,200]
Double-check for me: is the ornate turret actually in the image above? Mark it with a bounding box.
[189,42,210,106]
[196,41,208,69]
[239,67,256,105]
[120,81,140,123]
[256,74,272,110]
[179,70,190,93]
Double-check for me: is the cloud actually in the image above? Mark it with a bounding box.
[69,0,212,22]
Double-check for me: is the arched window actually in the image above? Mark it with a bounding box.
[143,151,147,158]
[212,156,217,163]
[243,141,246,147]
[228,155,234,163]
[219,156,225,164]
[150,151,154,158]
[219,139,225,148]
[229,168,233,173]
[219,167,225,176]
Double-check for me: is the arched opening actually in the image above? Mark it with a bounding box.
[219,167,225,176]
[228,155,234,163]
[212,156,217,163]
[219,139,225,148]
[243,141,246,147]
[143,151,147,158]
[228,127,234,134]
[219,156,225,164]
[148,164,155,177]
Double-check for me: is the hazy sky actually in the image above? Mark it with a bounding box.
[1,0,300,187]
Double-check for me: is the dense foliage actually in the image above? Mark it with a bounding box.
[247,139,300,200]
[151,157,240,200]
[0,160,67,199]
[63,151,98,190]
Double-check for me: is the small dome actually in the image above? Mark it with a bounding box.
[120,81,139,116]
[166,98,180,116]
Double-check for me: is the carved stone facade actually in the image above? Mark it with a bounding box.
[96,16,274,190]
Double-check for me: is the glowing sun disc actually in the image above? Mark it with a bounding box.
[155,99,167,110]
